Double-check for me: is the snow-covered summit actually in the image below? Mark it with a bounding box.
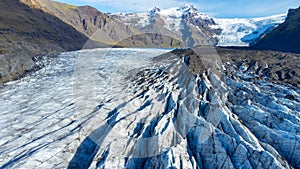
[179,3,198,13]
[151,4,211,19]
[112,4,212,26]
[148,6,161,17]
[110,4,216,47]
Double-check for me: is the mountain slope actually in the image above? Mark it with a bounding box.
[0,0,88,54]
[253,6,300,53]
[0,0,89,84]
[21,0,137,46]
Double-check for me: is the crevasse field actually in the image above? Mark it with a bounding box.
[0,48,299,169]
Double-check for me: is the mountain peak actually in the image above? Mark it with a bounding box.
[148,6,161,16]
[145,4,202,19]
[180,3,198,12]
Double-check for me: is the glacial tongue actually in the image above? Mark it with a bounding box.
[69,48,300,169]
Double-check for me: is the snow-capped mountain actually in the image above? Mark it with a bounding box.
[110,4,219,47]
[110,4,286,47]
[113,4,212,31]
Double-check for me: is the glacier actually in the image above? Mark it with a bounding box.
[0,48,299,169]
[212,14,286,46]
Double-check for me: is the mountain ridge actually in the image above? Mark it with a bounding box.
[110,4,219,47]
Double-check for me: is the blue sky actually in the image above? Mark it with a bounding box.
[55,0,299,18]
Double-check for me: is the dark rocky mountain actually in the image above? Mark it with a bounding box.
[0,0,89,84]
[253,6,300,53]
[0,0,89,55]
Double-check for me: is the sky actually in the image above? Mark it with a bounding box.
[55,0,299,18]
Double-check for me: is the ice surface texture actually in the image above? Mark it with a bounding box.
[0,48,299,169]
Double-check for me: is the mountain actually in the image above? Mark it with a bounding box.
[0,0,89,54]
[21,0,137,46]
[253,6,300,53]
[110,5,286,47]
[0,0,88,84]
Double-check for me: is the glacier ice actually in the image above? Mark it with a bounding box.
[0,48,299,169]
